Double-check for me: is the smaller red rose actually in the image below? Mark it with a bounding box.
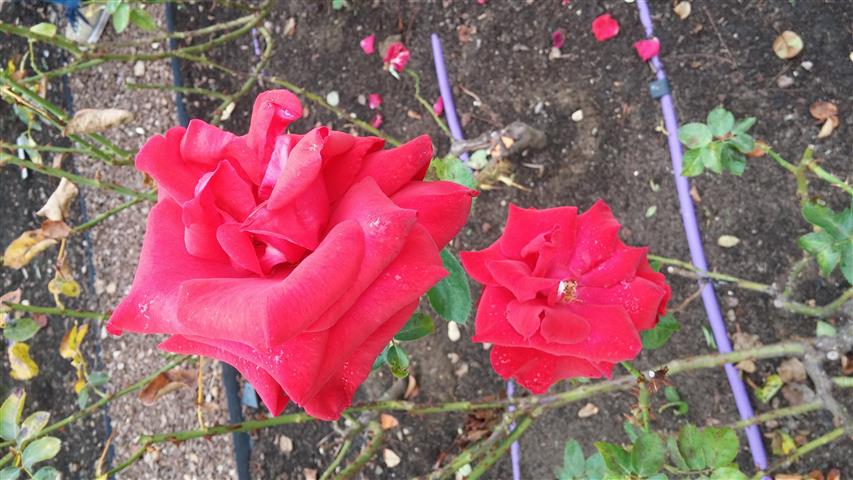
[461,201,670,394]
[384,42,411,74]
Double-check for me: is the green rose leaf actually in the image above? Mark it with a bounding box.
[585,452,606,480]
[554,439,585,479]
[677,424,706,470]
[678,123,713,149]
[731,117,756,135]
[112,4,131,34]
[22,437,61,471]
[594,442,633,476]
[0,468,20,480]
[106,0,122,14]
[32,467,60,480]
[667,435,689,471]
[816,320,837,337]
[729,133,755,154]
[631,432,666,476]
[372,344,390,371]
[88,371,110,387]
[394,313,435,342]
[427,249,472,324]
[129,8,157,32]
[640,313,679,350]
[710,466,747,480]
[17,411,49,446]
[3,318,41,343]
[754,374,784,403]
[802,203,845,238]
[799,231,839,276]
[681,148,705,177]
[701,427,739,468]
[385,345,409,378]
[429,156,476,189]
[29,23,57,38]
[707,107,735,137]
[701,143,723,174]
[720,146,746,176]
[0,390,25,442]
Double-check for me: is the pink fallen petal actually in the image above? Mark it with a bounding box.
[633,38,660,62]
[592,13,619,42]
[383,42,411,74]
[477,0,487,4]
[370,113,384,129]
[360,35,375,55]
[562,0,570,5]
[551,29,565,50]
[368,93,383,110]
[433,97,444,116]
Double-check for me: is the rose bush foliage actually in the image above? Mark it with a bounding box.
[461,202,671,393]
[107,90,476,419]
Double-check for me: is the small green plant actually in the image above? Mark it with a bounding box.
[798,201,853,285]
[106,0,157,34]
[678,106,756,177]
[553,439,605,480]
[0,390,62,480]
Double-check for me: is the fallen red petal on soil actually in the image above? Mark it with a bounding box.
[592,13,619,42]
[633,38,660,61]
[360,34,375,55]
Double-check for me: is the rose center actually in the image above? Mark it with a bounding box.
[556,279,578,303]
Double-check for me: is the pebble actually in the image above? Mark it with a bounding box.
[571,109,584,122]
[383,448,401,468]
[447,322,461,342]
[776,75,795,88]
[277,435,293,454]
[133,61,146,77]
[325,90,340,107]
[800,60,813,71]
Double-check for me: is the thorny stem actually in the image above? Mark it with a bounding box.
[70,197,147,235]
[2,303,107,321]
[335,421,384,480]
[752,427,848,479]
[126,82,230,101]
[209,26,274,125]
[406,70,452,139]
[0,356,189,450]
[318,422,367,480]
[105,340,808,476]
[467,413,537,480]
[730,400,822,430]
[0,154,155,201]
[648,254,853,318]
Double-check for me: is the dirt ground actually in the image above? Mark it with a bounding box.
[2,0,853,479]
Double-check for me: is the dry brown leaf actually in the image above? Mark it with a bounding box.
[807,469,825,480]
[40,220,71,239]
[404,374,419,400]
[457,25,476,43]
[36,178,79,222]
[283,17,296,37]
[778,358,807,383]
[732,331,763,351]
[64,108,133,135]
[380,413,400,430]
[817,116,838,139]
[773,31,804,59]
[2,230,57,269]
[748,140,769,158]
[775,474,804,480]
[407,110,423,120]
[577,402,599,418]
[690,184,702,203]
[302,468,317,480]
[674,1,691,20]
[809,101,838,121]
[736,360,757,373]
[0,289,22,315]
[841,353,853,376]
[138,369,197,406]
[827,469,840,480]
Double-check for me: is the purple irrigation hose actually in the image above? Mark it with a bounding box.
[430,33,521,480]
[635,0,770,473]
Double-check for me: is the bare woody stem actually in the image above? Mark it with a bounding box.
[648,254,853,318]
[3,303,107,321]
[0,154,155,201]
[0,356,189,450]
[71,197,147,235]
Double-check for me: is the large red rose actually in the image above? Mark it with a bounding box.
[460,201,670,394]
[107,90,476,420]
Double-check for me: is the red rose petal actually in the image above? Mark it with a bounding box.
[354,134,433,196]
[360,34,375,55]
[391,180,476,248]
[433,96,444,116]
[489,346,609,394]
[383,42,410,73]
[551,29,565,50]
[135,126,206,204]
[633,37,660,62]
[368,93,383,110]
[370,113,383,129]
[592,13,619,42]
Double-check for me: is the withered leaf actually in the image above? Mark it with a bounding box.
[773,31,803,59]
[138,369,197,406]
[2,230,57,269]
[64,108,133,136]
[809,101,838,121]
[9,342,39,380]
[40,220,71,240]
[36,178,78,222]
